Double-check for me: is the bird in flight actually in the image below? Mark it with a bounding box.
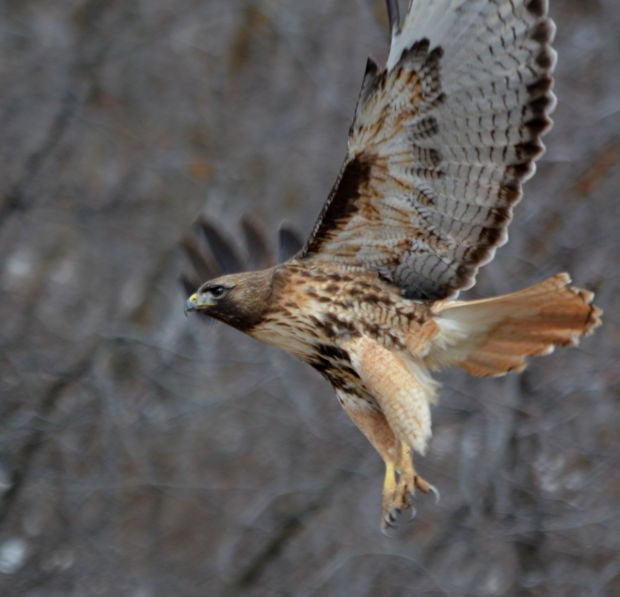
[185,0,601,529]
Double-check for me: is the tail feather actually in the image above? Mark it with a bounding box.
[424,273,601,377]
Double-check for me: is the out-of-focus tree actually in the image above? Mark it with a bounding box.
[1,1,618,595]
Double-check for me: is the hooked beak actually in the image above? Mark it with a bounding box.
[185,291,218,316]
[184,292,199,316]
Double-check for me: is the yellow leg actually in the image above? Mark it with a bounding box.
[338,396,437,529]
[381,441,437,530]
[338,335,439,527]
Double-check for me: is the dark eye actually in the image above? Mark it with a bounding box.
[208,285,226,298]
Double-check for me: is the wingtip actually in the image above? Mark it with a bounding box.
[385,0,401,37]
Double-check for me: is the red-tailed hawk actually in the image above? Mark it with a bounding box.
[185,0,601,528]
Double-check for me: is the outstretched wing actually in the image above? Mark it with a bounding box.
[300,0,557,300]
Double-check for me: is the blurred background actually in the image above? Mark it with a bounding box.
[1,0,619,595]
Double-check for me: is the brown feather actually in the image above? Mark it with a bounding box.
[426,273,602,376]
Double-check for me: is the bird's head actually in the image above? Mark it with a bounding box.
[185,268,274,332]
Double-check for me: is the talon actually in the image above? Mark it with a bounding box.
[382,513,398,533]
[414,476,440,503]
[427,483,440,504]
[381,520,397,535]
[380,443,439,529]
[382,505,413,531]
[413,475,431,493]
[413,475,440,501]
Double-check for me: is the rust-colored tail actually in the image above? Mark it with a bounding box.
[426,273,602,377]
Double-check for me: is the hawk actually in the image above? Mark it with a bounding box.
[185,0,601,528]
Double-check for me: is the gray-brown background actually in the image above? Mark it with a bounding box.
[1,1,618,595]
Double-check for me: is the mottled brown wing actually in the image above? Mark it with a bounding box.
[301,0,556,300]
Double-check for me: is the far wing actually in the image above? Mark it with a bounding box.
[301,0,556,300]
[180,215,302,295]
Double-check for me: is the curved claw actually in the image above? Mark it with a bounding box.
[427,483,440,504]
[381,510,397,534]
[414,476,440,504]
[381,503,417,533]
[380,446,439,530]
[388,507,399,525]
[381,520,394,536]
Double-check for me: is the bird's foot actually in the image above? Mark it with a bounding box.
[380,456,438,531]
